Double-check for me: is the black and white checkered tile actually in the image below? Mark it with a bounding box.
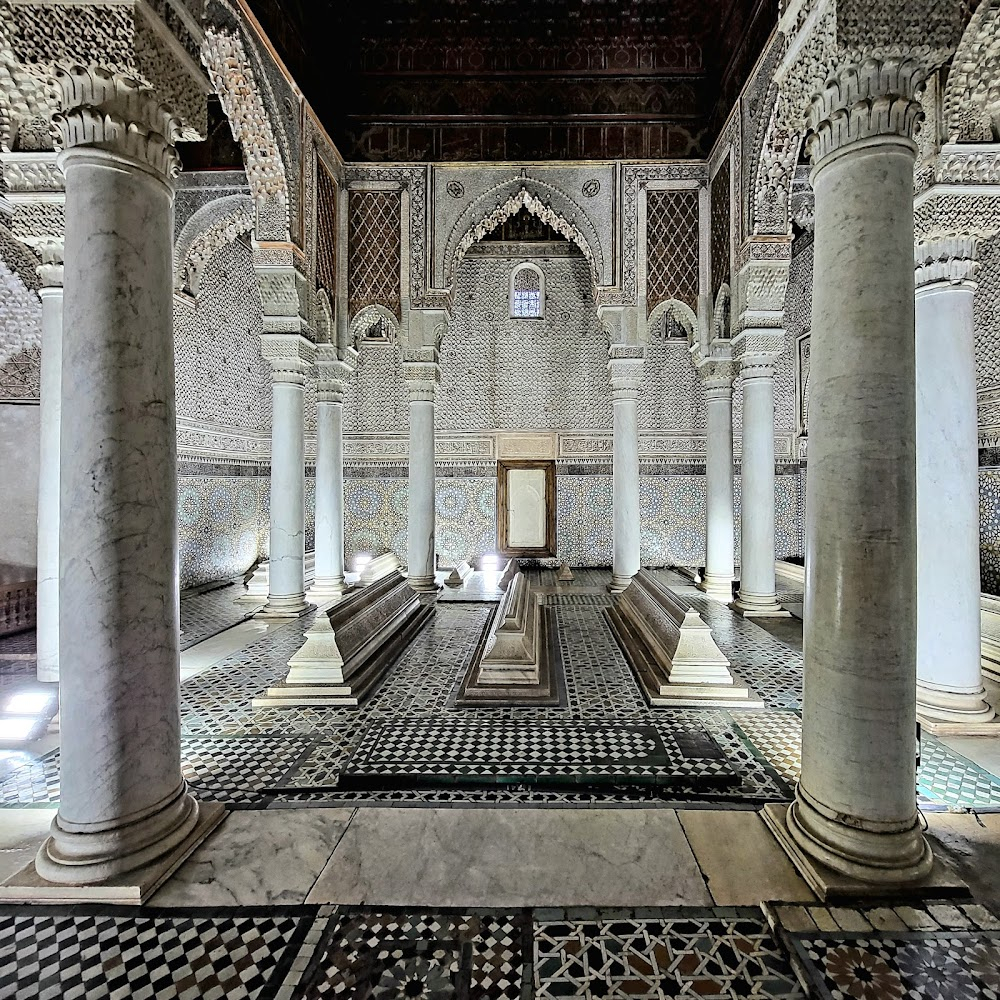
[0,907,312,1000]
[340,718,735,788]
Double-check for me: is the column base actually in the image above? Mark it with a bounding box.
[761,802,965,902]
[730,590,791,618]
[306,577,351,606]
[407,576,441,594]
[0,800,226,905]
[916,682,998,735]
[607,573,635,595]
[697,575,735,602]
[254,593,312,619]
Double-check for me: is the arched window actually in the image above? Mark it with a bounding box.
[510,262,544,319]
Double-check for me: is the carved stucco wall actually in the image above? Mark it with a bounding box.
[174,237,273,588]
[341,249,803,567]
[0,245,41,574]
[976,236,1000,595]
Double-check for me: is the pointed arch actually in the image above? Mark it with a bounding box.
[443,177,606,288]
[349,304,400,347]
[174,194,255,295]
[644,298,699,348]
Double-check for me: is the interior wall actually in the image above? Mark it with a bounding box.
[0,403,39,577]
[977,236,1000,595]
[343,248,803,568]
[174,237,271,588]
[0,251,41,578]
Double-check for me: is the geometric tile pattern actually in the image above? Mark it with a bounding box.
[181,735,315,807]
[0,908,311,1000]
[348,190,401,320]
[646,189,700,315]
[341,719,735,789]
[302,909,528,999]
[791,931,1000,1000]
[535,910,804,999]
[179,579,261,651]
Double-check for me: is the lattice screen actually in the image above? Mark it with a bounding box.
[348,189,401,321]
[316,160,338,304]
[645,189,699,316]
[0,345,41,402]
[711,156,731,297]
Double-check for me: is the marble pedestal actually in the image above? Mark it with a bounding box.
[761,804,966,903]
[1,803,226,905]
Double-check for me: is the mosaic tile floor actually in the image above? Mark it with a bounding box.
[0,905,806,1000]
[768,900,1000,1000]
[2,569,1000,813]
[339,719,734,789]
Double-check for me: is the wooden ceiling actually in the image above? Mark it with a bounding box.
[245,0,778,162]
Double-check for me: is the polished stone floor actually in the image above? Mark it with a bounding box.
[2,568,1000,997]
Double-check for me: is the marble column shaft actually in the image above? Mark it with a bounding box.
[915,239,994,726]
[404,361,439,591]
[35,247,63,684]
[36,72,204,884]
[260,337,315,616]
[732,343,786,616]
[609,350,644,593]
[312,356,351,600]
[699,362,737,601]
[788,58,933,884]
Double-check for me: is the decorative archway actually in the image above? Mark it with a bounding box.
[443,177,606,289]
[174,194,255,295]
[645,297,699,348]
[349,304,400,347]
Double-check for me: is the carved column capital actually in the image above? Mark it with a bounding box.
[698,357,738,399]
[608,345,644,401]
[403,349,440,403]
[806,55,928,168]
[54,67,184,180]
[914,236,978,290]
[36,239,64,289]
[260,333,316,387]
[255,262,309,336]
[314,345,353,404]
[733,329,784,381]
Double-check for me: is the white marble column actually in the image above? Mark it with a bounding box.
[915,238,995,731]
[698,358,737,602]
[259,335,315,617]
[403,355,439,592]
[767,58,934,890]
[609,347,644,593]
[732,335,788,617]
[29,70,222,890]
[309,348,352,603]
[35,243,63,684]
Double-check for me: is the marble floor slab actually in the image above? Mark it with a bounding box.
[179,618,277,683]
[0,808,55,883]
[925,812,1000,902]
[150,807,355,907]
[307,806,712,908]
[678,808,815,905]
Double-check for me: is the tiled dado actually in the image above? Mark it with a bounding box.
[980,467,1000,597]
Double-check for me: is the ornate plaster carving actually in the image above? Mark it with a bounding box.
[914,235,978,288]
[645,298,699,346]
[944,0,1000,142]
[174,193,254,294]
[444,178,604,290]
[201,26,289,240]
[0,0,208,150]
[349,304,400,347]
